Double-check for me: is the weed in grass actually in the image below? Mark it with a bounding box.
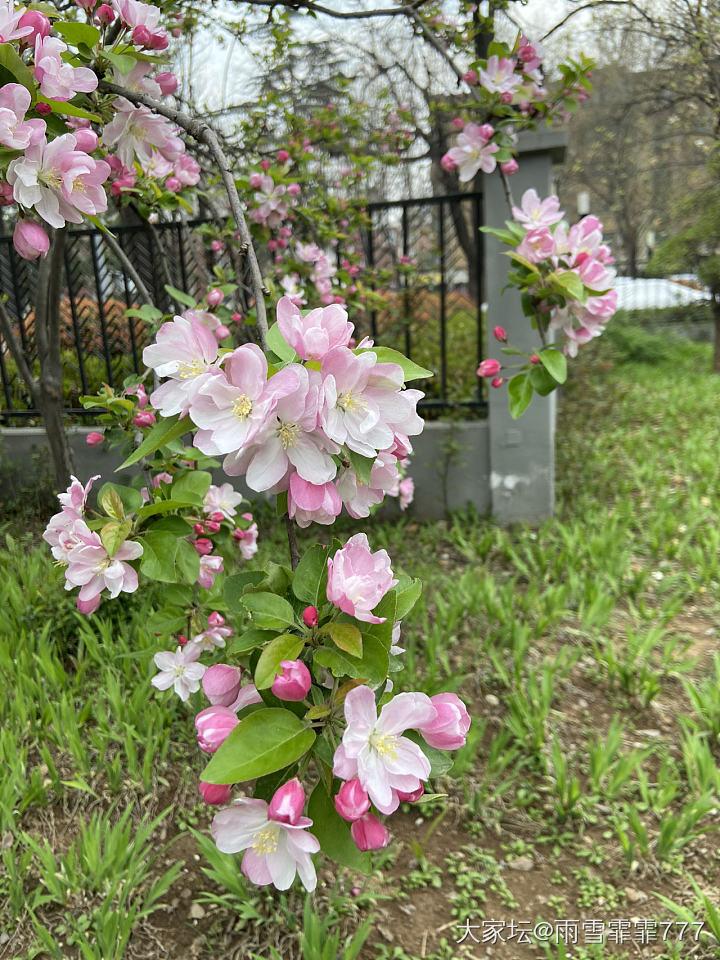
[587,716,651,801]
[445,847,518,921]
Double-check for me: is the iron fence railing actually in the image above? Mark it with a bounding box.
[1,193,488,421]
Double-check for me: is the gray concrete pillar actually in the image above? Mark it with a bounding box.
[484,130,567,523]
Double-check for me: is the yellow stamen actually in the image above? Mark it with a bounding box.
[337,390,366,413]
[370,731,399,760]
[253,826,279,854]
[232,394,253,419]
[277,421,301,450]
[177,359,204,379]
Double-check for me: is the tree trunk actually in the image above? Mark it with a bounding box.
[35,229,74,489]
[713,295,720,374]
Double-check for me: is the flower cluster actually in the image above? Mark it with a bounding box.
[142,297,425,527]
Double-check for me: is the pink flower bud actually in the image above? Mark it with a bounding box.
[287,183,301,196]
[397,784,424,803]
[491,377,505,388]
[73,128,98,153]
[260,159,270,171]
[231,312,242,323]
[214,325,230,340]
[171,26,181,37]
[75,0,97,8]
[155,71,178,96]
[334,778,370,822]
[95,3,114,24]
[193,523,205,534]
[302,606,319,628]
[35,102,52,115]
[501,91,513,104]
[132,24,151,46]
[452,117,464,129]
[267,239,277,251]
[493,326,507,343]
[199,781,232,805]
[13,220,49,261]
[86,431,104,447]
[277,149,290,163]
[195,706,238,753]
[249,172,263,188]
[18,10,50,44]
[77,595,100,614]
[202,664,242,706]
[462,69,478,85]
[208,512,224,524]
[418,693,470,750]
[500,158,519,175]
[206,288,224,307]
[177,634,187,646]
[351,812,389,851]
[271,660,311,701]
[206,520,221,533]
[133,410,156,427]
[531,354,540,364]
[211,240,225,253]
[207,611,225,627]
[0,181,14,205]
[477,359,501,378]
[268,778,306,824]
[440,153,456,173]
[194,538,213,556]
[165,176,181,192]
[231,528,245,541]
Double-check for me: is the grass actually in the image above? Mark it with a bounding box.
[2,322,720,958]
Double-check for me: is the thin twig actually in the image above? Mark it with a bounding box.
[0,296,39,404]
[284,516,300,570]
[499,167,515,210]
[240,0,428,20]
[98,80,269,349]
[103,229,153,305]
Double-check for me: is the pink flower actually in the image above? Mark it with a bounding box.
[0,0,34,42]
[156,71,178,95]
[500,158,519,175]
[398,476,414,511]
[212,792,320,891]
[0,83,45,150]
[512,189,564,229]
[477,359,501,378]
[446,123,498,182]
[133,410,155,427]
[203,482,244,519]
[7,134,110,228]
[207,287,224,307]
[276,296,354,361]
[174,153,200,186]
[333,686,436,814]
[86,431,104,447]
[95,4,114,24]
[73,128,98,153]
[195,705,238,752]
[302,606,319,627]
[192,622,232,653]
[102,98,183,168]
[351,813,389,851]
[202,664,242,706]
[268,778,305,823]
[478,55,522,96]
[296,242,321,262]
[13,220,49,260]
[228,682,263,713]
[334,778,370,822]
[287,474,342,528]
[336,452,399,520]
[232,520,259,560]
[152,644,205,701]
[199,781,232,805]
[56,474,99,518]
[418,693,470,750]
[198,553,223,589]
[112,0,161,31]
[327,533,397,624]
[462,69,478,85]
[143,314,218,417]
[64,527,142,609]
[271,660,311,701]
[34,35,98,101]
[517,226,556,263]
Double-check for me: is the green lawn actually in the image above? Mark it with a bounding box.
[2,323,720,959]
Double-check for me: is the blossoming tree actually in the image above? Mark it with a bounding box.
[0,0,615,892]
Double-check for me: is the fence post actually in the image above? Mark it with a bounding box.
[484,130,567,523]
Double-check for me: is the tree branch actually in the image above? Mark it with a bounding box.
[284,515,300,570]
[99,79,269,349]
[103,228,153,306]
[237,0,428,20]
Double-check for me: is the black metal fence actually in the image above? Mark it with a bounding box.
[0,193,487,421]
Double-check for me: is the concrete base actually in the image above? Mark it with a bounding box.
[1,422,492,520]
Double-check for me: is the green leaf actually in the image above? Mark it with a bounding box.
[135,499,198,520]
[0,43,35,92]
[314,635,388,683]
[319,622,363,658]
[147,607,187,635]
[348,449,374,485]
[201,709,315,784]
[508,373,533,419]
[358,346,433,381]
[266,321,297,362]
[395,577,422,620]
[102,49,138,75]
[224,572,266,615]
[164,284,196,309]
[538,347,567,385]
[254,633,306,689]
[97,482,143,517]
[54,21,101,47]
[530,365,559,397]
[241,593,297,631]
[140,530,199,584]
[292,543,328,606]
[36,96,101,122]
[551,269,586,304]
[307,781,371,874]
[227,628,276,657]
[118,415,191,469]
[170,470,212,507]
[100,518,132,558]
